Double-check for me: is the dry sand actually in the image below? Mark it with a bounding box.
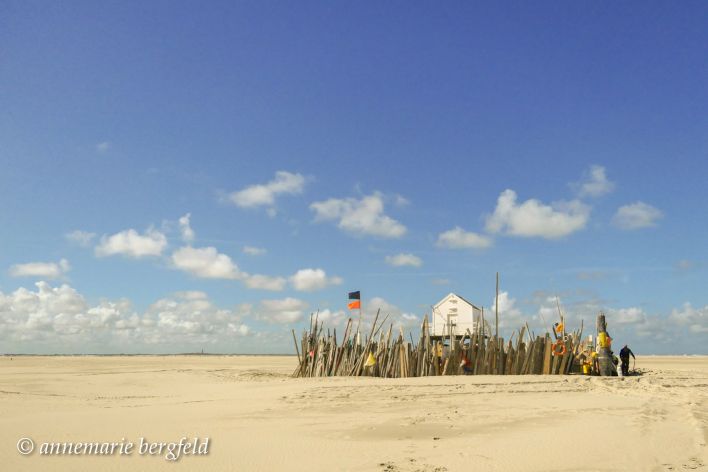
[1,355,706,472]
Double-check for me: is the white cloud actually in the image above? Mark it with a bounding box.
[243,246,267,256]
[310,192,407,238]
[0,283,250,351]
[171,246,241,279]
[9,259,70,279]
[364,297,420,331]
[485,189,590,239]
[257,298,308,324]
[436,227,493,249]
[385,253,423,267]
[243,274,287,291]
[490,291,525,329]
[95,228,167,258]
[612,202,663,230]
[491,291,521,317]
[229,171,305,210]
[0,282,88,337]
[289,268,342,292]
[575,165,615,198]
[394,194,410,207]
[316,309,346,326]
[0,282,103,343]
[609,307,647,325]
[669,303,708,334]
[0,282,345,353]
[0,282,252,352]
[65,230,96,247]
[173,290,208,301]
[178,213,195,243]
[96,141,110,153]
[171,246,285,291]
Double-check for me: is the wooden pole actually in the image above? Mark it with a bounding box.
[358,293,363,341]
[495,272,499,340]
[292,329,301,365]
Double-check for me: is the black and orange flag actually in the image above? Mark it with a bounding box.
[348,291,361,310]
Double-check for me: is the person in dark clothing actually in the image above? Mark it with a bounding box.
[619,345,635,376]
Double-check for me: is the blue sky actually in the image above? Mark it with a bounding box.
[1,1,706,354]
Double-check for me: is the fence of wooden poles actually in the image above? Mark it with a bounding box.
[292,309,584,378]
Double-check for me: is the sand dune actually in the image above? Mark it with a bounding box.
[1,355,706,471]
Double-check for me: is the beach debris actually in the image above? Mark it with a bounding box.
[292,311,584,378]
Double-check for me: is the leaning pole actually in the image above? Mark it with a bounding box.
[596,313,616,376]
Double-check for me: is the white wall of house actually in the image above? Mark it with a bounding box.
[431,293,481,337]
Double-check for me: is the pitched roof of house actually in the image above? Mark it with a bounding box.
[433,292,481,311]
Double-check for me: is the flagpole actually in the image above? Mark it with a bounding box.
[350,291,362,347]
[495,272,499,340]
[359,292,363,344]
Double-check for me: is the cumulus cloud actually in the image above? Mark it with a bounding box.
[574,165,615,198]
[95,228,167,258]
[96,141,110,153]
[171,246,241,279]
[310,192,407,239]
[436,227,493,249]
[65,230,96,247]
[485,189,590,239]
[364,297,420,331]
[609,307,647,325]
[178,213,195,243]
[9,259,70,279]
[612,202,663,230]
[491,291,521,317]
[289,268,342,292]
[315,309,347,326]
[173,290,208,301]
[228,171,305,211]
[243,246,267,256]
[669,303,708,334]
[144,292,250,342]
[385,253,423,267]
[243,274,287,291]
[257,298,308,324]
[490,291,526,329]
[0,283,251,352]
[171,246,285,291]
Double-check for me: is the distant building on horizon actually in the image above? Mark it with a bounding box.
[431,292,482,339]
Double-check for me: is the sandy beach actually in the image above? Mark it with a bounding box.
[1,355,706,471]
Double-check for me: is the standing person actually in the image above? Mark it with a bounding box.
[619,345,636,376]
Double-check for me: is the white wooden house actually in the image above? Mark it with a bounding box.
[431,293,481,338]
